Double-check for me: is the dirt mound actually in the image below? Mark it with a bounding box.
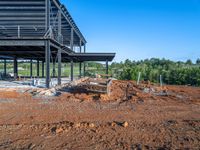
[51,79,196,104]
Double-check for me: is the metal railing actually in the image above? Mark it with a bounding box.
[0,25,63,44]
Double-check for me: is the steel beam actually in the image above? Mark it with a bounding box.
[0,40,45,46]
[70,28,74,51]
[58,9,62,44]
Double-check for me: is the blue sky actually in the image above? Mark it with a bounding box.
[61,0,200,62]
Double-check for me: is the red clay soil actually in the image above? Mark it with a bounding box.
[0,80,200,149]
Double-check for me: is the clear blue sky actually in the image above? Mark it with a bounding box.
[61,0,200,62]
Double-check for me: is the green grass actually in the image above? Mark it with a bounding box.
[0,62,108,77]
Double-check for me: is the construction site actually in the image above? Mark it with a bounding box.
[0,0,200,149]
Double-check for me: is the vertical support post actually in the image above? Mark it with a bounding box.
[106,59,109,77]
[83,44,86,76]
[53,61,56,77]
[14,57,18,80]
[71,59,74,81]
[137,72,141,85]
[58,49,61,85]
[70,28,74,51]
[79,39,82,78]
[70,28,74,80]
[57,9,62,85]
[45,40,50,88]
[4,59,6,76]
[160,75,163,87]
[45,0,50,88]
[79,63,82,78]
[42,61,44,78]
[30,59,33,78]
[37,60,40,78]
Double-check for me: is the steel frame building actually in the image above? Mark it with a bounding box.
[0,0,115,88]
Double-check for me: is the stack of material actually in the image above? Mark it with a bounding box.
[81,78,112,93]
[54,77,113,94]
[21,77,113,97]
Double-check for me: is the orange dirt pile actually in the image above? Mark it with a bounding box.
[0,90,20,99]
[0,80,200,149]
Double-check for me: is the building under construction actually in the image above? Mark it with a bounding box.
[0,0,115,88]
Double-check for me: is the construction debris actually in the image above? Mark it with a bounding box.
[20,77,113,97]
[0,77,181,102]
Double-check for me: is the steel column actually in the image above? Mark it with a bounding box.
[84,43,86,53]
[58,49,61,85]
[79,63,82,78]
[45,40,50,88]
[70,59,74,81]
[14,57,18,80]
[30,59,33,78]
[83,44,86,76]
[42,61,44,78]
[37,60,40,77]
[57,9,62,85]
[4,59,6,75]
[53,61,56,77]
[79,40,82,78]
[106,59,109,75]
[70,27,74,81]
[45,0,50,88]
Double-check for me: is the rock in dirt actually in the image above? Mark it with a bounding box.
[89,123,95,128]
[74,122,95,128]
[122,121,129,128]
[111,122,117,127]
[51,126,65,134]
[56,127,64,134]
[44,89,57,96]
[74,123,81,128]
[51,126,57,133]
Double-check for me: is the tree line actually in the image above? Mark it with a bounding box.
[110,58,200,86]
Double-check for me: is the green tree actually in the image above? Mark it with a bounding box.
[186,59,193,65]
[196,58,200,65]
